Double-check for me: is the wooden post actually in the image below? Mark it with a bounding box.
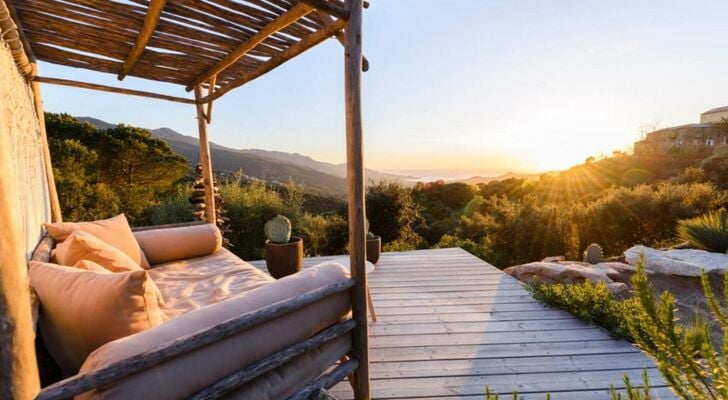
[193,85,217,225]
[344,0,369,399]
[30,69,62,222]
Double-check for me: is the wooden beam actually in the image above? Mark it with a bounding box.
[343,1,369,399]
[194,86,217,225]
[30,78,62,223]
[117,0,166,80]
[186,3,313,92]
[36,279,355,399]
[297,0,349,20]
[288,358,360,400]
[189,319,355,399]
[316,11,369,72]
[34,77,196,105]
[198,19,346,104]
[204,76,216,124]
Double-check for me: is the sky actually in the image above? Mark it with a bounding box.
[39,0,728,175]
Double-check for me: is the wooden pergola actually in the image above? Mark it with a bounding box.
[0,0,370,398]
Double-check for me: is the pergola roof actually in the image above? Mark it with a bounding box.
[8,0,363,103]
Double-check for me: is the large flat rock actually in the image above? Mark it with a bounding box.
[624,245,728,277]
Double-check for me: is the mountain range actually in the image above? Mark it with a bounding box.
[77,117,408,196]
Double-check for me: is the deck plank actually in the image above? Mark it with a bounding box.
[250,248,675,399]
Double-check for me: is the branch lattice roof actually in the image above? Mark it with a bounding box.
[8,0,352,102]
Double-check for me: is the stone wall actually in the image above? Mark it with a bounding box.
[0,40,50,257]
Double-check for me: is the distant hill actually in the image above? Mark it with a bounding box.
[455,171,539,185]
[77,117,407,196]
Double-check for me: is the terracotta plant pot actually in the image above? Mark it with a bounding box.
[366,236,381,264]
[265,236,303,279]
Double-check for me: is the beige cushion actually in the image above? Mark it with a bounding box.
[78,262,351,400]
[55,231,143,273]
[30,261,166,373]
[134,224,222,265]
[149,248,273,319]
[75,260,166,307]
[44,214,150,268]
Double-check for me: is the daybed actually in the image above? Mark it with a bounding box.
[30,216,357,399]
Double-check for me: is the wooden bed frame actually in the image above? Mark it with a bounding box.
[30,222,358,399]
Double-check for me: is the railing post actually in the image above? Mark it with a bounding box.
[344,0,370,398]
[193,86,217,225]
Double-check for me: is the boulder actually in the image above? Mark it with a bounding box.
[504,261,633,298]
[624,245,728,277]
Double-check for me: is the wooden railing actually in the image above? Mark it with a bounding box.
[36,280,356,400]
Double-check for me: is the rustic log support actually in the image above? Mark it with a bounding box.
[118,0,166,80]
[190,319,356,400]
[194,85,217,225]
[204,76,216,123]
[343,0,369,399]
[288,358,360,400]
[33,77,196,105]
[36,279,356,400]
[186,3,313,92]
[297,0,349,20]
[315,11,369,72]
[30,77,62,223]
[197,19,346,104]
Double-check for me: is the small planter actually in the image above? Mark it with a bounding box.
[265,236,303,279]
[366,235,381,264]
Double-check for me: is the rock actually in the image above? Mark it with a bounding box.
[607,282,631,299]
[624,245,728,277]
[505,262,614,286]
[542,256,565,262]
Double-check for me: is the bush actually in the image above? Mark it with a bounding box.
[677,208,728,253]
[366,180,422,246]
[529,280,640,340]
[221,180,302,260]
[434,234,494,264]
[629,260,728,399]
[140,186,194,226]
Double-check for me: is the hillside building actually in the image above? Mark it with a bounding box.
[634,107,728,156]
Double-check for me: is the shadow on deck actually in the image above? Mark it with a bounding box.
[251,248,675,399]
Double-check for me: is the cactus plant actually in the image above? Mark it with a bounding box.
[265,215,292,244]
[583,243,604,264]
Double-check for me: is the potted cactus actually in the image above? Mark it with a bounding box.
[264,215,303,279]
[366,220,381,264]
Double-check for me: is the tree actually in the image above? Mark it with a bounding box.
[45,113,188,222]
[366,181,422,245]
[702,150,728,189]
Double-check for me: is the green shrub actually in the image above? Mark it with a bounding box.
[629,260,728,399]
[529,280,640,340]
[676,208,728,253]
[434,234,494,264]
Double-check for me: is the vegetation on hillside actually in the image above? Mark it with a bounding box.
[46,113,728,266]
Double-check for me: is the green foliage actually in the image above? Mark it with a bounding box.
[435,234,494,263]
[264,215,292,244]
[621,168,653,187]
[677,208,728,253]
[609,370,653,400]
[382,239,418,252]
[45,113,188,223]
[141,186,194,226]
[221,180,302,259]
[583,243,605,264]
[366,180,422,246]
[702,150,728,189]
[628,260,728,399]
[529,280,640,340]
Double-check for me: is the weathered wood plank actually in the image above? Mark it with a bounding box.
[369,328,608,348]
[373,310,575,323]
[368,339,641,362]
[330,369,667,399]
[370,319,588,336]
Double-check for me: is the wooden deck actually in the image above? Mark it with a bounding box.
[251,248,675,399]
